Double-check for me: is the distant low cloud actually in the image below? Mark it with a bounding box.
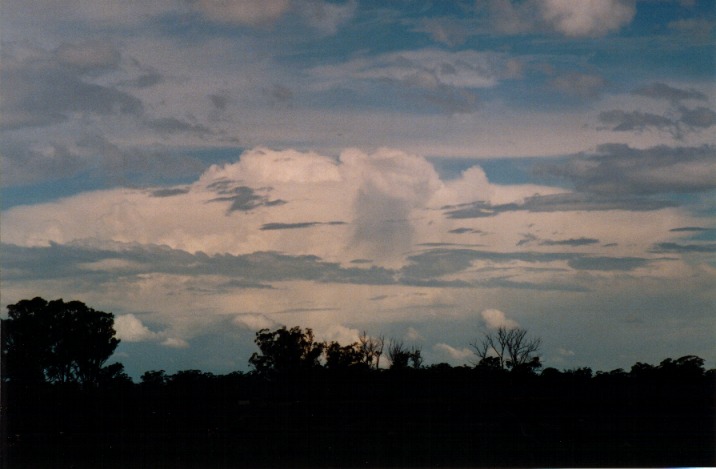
[115,314,159,342]
[434,343,476,362]
[480,309,519,329]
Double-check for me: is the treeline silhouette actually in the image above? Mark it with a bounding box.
[2,299,715,468]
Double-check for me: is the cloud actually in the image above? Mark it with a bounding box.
[550,72,606,98]
[598,107,716,138]
[412,17,472,47]
[539,0,635,37]
[632,82,707,104]
[433,343,476,362]
[540,238,600,247]
[309,48,519,113]
[193,0,291,26]
[444,193,675,218]
[299,0,357,36]
[541,144,716,195]
[161,337,190,349]
[480,309,519,329]
[650,242,716,254]
[114,314,159,342]
[233,313,276,331]
[567,256,650,271]
[598,110,674,133]
[487,0,635,37]
[0,42,146,130]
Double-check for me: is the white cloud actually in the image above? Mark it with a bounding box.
[233,313,276,331]
[433,343,476,363]
[162,337,190,349]
[488,0,635,37]
[114,314,159,342]
[540,0,635,37]
[480,309,519,330]
[405,326,423,341]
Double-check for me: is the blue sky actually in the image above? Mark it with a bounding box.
[1,0,714,378]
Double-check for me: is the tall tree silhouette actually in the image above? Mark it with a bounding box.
[249,326,324,374]
[3,297,120,386]
[471,326,541,372]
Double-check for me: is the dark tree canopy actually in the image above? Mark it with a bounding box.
[471,326,541,373]
[3,297,120,386]
[249,326,324,374]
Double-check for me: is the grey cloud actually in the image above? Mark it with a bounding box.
[1,134,205,187]
[540,238,600,247]
[146,117,212,135]
[480,277,590,292]
[551,72,606,99]
[263,84,294,104]
[632,82,707,103]
[210,94,229,111]
[599,106,716,138]
[412,17,472,47]
[669,226,709,232]
[599,110,674,132]
[0,44,142,130]
[119,71,163,89]
[445,193,675,219]
[650,242,716,253]
[151,187,191,198]
[260,221,346,231]
[678,106,716,129]
[0,241,397,287]
[538,144,716,195]
[567,256,650,271]
[208,185,287,212]
[449,227,484,234]
[54,41,121,73]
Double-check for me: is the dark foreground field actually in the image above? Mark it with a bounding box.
[5,366,715,468]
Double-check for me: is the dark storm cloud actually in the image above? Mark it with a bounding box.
[631,82,707,103]
[538,144,716,195]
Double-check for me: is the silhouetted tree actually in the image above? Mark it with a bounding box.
[358,331,384,369]
[325,341,366,370]
[249,326,324,374]
[388,340,422,369]
[3,297,120,386]
[471,326,541,372]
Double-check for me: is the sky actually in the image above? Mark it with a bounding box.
[1,0,715,378]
